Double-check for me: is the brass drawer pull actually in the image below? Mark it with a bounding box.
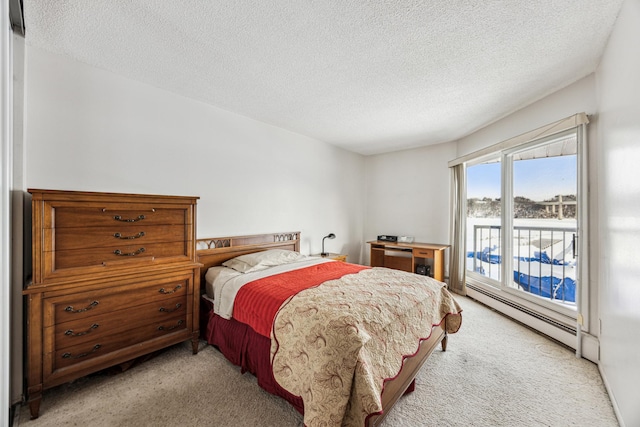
[157,319,184,331]
[113,231,145,240]
[159,303,182,313]
[62,344,102,359]
[159,285,182,295]
[65,324,99,336]
[113,247,146,256]
[65,301,99,313]
[113,214,146,222]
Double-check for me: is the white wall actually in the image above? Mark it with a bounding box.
[19,45,366,407]
[363,142,456,267]
[595,0,640,425]
[456,75,598,157]
[24,46,365,259]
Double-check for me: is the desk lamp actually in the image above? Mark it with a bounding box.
[321,233,336,256]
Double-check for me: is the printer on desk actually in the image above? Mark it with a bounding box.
[377,235,415,243]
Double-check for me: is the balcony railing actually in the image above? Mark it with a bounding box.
[468,224,577,305]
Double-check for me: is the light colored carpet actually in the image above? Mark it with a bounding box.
[15,296,618,426]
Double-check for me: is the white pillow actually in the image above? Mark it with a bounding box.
[205,266,230,286]
[222,249,307,273]
[204,266,241,299]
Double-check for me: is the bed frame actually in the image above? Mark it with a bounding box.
[196,231,448,427]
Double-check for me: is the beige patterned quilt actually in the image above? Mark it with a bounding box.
[270,267,462,427]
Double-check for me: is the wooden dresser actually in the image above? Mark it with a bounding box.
[24,189,202,419]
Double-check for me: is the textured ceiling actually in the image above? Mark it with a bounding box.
[23,1,623,155]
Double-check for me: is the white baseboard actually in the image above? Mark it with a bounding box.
[599,364,625,427]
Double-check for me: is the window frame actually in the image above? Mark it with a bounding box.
[462,124,589,331]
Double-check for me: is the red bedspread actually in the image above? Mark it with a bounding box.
[233,261,368,337]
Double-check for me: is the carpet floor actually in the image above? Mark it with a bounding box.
[14,296,618,426]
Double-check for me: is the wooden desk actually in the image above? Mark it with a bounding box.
[367,240,449,282]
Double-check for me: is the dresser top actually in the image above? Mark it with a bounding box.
[367,240,450,250]
[29,188,199,202]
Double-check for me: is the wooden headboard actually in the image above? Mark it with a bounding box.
[196,231,300,287]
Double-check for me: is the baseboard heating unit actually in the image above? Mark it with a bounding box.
[468,288,603,366]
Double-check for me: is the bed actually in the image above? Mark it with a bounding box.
[196,232,462,427]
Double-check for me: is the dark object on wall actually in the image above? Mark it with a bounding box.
[377,235,398,242]
[416,264,431,276]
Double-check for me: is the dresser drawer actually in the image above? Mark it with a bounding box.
[413,248,434,258]
[50,313,188,370]
[44,278,190,327]
[53,241,188,270]
[34,196,197,283]
[51,225,186,251]
[52,206,188,228]
[52,295,188,350]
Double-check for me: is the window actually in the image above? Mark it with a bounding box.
[451,115,588,331]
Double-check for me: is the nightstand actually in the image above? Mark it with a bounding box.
[312,253,347,262]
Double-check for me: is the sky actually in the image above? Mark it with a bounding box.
[467,155,577,201]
